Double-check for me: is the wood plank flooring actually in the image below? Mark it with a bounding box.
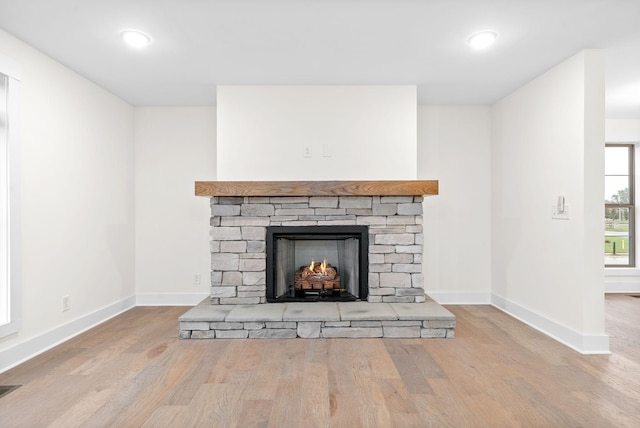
[1,296,639,427]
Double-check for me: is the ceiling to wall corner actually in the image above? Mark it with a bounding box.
[0,0,638,118]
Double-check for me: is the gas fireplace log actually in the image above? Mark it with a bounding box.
[294,262,340,290]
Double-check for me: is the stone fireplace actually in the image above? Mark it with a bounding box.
[205,182,433,305]
[178,180,455,340]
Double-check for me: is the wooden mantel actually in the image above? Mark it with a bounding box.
[195,180,438,197]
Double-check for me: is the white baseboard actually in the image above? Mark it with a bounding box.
[0,295,136,374]
[135,293,209,306]
[491,293,610,355]
[427,291,492,304]
[605,282,640,293]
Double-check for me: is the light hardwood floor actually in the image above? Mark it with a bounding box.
[1,296,639,427]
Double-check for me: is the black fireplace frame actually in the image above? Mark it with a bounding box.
[266,225,369,302]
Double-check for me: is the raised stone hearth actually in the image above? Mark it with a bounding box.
[179,299,455,339]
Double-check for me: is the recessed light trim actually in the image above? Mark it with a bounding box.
[120,30,151,48]
[467,31,498,49]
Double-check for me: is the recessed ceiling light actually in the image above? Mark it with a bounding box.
[467,31,498,49]
[120,30,151,48]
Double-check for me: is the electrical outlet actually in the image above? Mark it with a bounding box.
[303,146,312,158]
[192,273,201,285]
[62,295,70,312]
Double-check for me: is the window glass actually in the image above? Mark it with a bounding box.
[605,144,634,267]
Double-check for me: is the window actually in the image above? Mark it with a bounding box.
[0,55,20,338]
[605,144,634,267]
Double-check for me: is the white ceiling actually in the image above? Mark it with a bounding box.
[0,0,639,118]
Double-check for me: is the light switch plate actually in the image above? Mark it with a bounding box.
[552,204,570,220]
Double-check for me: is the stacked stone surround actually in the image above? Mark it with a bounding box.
[209,195,425,304]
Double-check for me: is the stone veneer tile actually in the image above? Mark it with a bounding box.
[318,220,357,226]
[241,226,265,240]
[249,329,297,339]
[346,208,373,215]
[211,287,236,298]
[283,302,340,321]
[241,204,275,216]
[218,197,243,205]
[220,241,248,253]
[225,304,285,322]
[239,258,265,271]
[356,216,387,226]
[383,326,421,338]
[297,322,321,338]
[221,217,270,227]
[382,296,415,303]
[338,197,372,209]
[322,327,382,338]
[351,321,382,327]
[191,330,216,339]
[212,205,240,216]
[421,329,447,338]
[315,208,346,216]
[275,208,315,216]
[387,216,416,225]
[180,321,209,331]
[210,322,243,330]
[270,197,309,203]
[380,196,413,203]
[265,321,296,329]
[397,203,423,215]
[338,302,398,321]
[216,330,249,339]
[211,227,242,241]
[392,264,423,273]
[323,321,350,327]
[374,234,415,245]
[395,245,422,253]
[372,202,397,216]
[243,322,266,330]
[242,271,266,286]
[211,253,240,271]
[379,272,412,288]
[309,197,339,208]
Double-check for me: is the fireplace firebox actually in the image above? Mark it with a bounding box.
[266,226,369,302]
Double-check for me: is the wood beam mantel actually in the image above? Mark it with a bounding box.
[195,180,438,197]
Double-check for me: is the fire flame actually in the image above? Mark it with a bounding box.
[308,259,329,275]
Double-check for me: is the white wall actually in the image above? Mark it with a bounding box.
[491,50,608,353]
[217,85,417,180]
[417,106,492,303]
[134,107,216,304]
[604,118,640,292]
[0,29,135,370]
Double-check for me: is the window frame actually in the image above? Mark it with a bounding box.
[0,54,21,339]
[605,143,635,268]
